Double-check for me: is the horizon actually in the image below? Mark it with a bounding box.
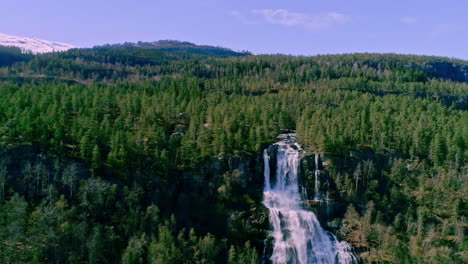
[1,0,468,60]
[2,33,468,61]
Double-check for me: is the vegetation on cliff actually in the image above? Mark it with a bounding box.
[0,44,466,263]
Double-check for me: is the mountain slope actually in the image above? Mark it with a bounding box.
[0,33,77,54]
[0,43,466,263]
[101,40,252,57]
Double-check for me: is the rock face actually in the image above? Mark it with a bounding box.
[170,153,269,246]
[301,154,341,220]
[299,147,404,229]
[0,140,399,259]
[264,145,346,230]
[262,140,403,233]
[264,141,340,226]
[275,133,298,144]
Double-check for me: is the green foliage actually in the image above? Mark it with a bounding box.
[0,47,466,263]
[121,234,147,264]
[0,45,33,67]
[228,241,258,264]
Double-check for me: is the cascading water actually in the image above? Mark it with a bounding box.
[264,149,271,191]
[314,154,321,201]
[262,134,357,264]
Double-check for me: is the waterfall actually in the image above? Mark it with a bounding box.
[262,136,357,264]
[314,154,321,201]
[263,149,271,191]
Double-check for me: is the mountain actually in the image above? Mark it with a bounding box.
[0,43,466,263]
[0,33,77,54]
[100,40,252,57]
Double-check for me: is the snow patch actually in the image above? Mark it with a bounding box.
[0,33,78,54]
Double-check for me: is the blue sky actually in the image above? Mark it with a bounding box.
[2,0,467,59]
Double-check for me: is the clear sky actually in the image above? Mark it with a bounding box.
[2,0,467,59]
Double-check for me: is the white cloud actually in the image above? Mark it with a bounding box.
[400,16,417,25]
[231,9,350,30]
[252,9,307,26]
[251,9,350,30]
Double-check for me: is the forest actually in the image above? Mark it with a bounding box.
[0,42,466,263]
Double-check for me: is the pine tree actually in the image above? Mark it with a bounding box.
[121,234,147,264]
[80,135,89,160]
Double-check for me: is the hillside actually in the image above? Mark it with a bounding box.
[0,44,466,263]
[101,40,252,57]
[0,33,77,54]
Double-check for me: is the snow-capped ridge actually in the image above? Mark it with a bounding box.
[0,33,78,54]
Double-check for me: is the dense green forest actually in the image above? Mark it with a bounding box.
[0,42,466,263]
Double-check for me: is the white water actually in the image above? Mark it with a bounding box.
[264,149,271,191]
[314,154,321,201]
[262,139,357,264]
